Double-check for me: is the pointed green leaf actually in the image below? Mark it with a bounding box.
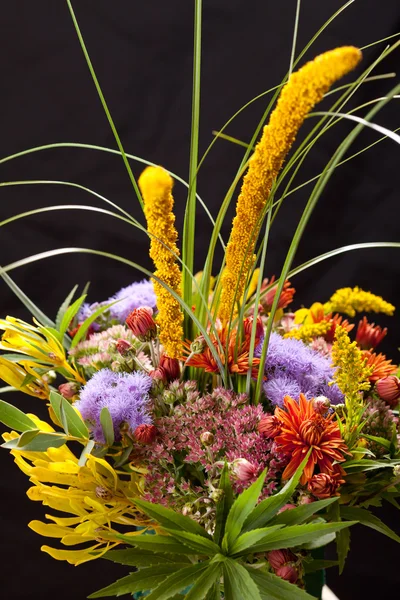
[117,533,200,555]
[363,434,391,450]
[214,463,234,545]
[59,396,88,439]
[303,559,339,574]
[246,567,316,600]
[301,531,337,551]
[103,548,191,567]
[58,294,87,339]
[70,300,118,348]
[2,432,67,451]
[134,498,212,539]
[100,406,114,446]
[222,469,267,552]
[242,452,311,533]
[0,270,55,328]
[204,583,221,600]
[229,525,284,555]
[78,439,95,466]
[272,497,338,526]
[336,525,350,574]
[146,562,210,600]
[88,564,187,598]
[185,561,222,600]
[223,558,262,600]
[16,428,40,446]
[0,399,37,432]
[55,284,78,330]
[236,522,357,555]
[163,529,221,556]
[340,506,400,543]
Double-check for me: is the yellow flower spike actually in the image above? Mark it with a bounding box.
[331,325,373,401]
[324,286,395,317]
[218,47,362,323]
[139,166,184,359]
[284,320,332,343]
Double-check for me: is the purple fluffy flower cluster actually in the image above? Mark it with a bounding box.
[75,368,152,442]
[130,387,288,506]
[78,280,156,328]
[260,332,344,407]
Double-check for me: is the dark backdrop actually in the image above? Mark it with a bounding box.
[0,1,399,598]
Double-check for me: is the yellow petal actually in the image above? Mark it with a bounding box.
[29,520,69,538]
[60,534,96,546]
[41,544,103,565]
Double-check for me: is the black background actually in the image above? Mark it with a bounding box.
[0,1,399,598]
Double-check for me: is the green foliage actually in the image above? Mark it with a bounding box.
[0,399,37,432]
[49,391,89,439]
[340,506,400,543]
[100,407,115,447]
[2,431,67,451]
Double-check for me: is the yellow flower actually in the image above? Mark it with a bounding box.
[324,287,395,318]
[294,302,325,325]
[284,321,331,343]
[0,316,85,392]
[139,166,184,359]
[331,325,372,402]
[218,47,362,324]
[3,415,151,565]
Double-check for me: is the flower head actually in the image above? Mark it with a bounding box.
[362,350,397,383]
[356,316,387,350]
[261,277,295,313]
[126,306,157,341]
[218,47,362,323]
[139,166,184,359]
[376,376,400,407]
[324,286,395,318]
[75,368,152,442]
[272,394,348,484]
[307,465,345,499]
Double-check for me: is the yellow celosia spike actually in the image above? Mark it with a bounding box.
[219,47,362,323]
[324,286,395,317]
[139,166,184,359]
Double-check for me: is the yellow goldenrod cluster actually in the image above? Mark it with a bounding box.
[324,286,395,318]
[2,415,150,565]
[139,166,184,358]
[0,316,85,396]
[218,47,362,323]
[331,325,373,401]
[284,320,331,343]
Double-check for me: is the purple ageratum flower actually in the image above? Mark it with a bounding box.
[109,280,156,323]
[260,332,343,406]
[75,368,152,443]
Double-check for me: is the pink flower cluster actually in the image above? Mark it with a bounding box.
[130,387,288,506]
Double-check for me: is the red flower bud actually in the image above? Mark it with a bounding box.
[126,307,157,341]
[134,424,158,444]
[307,471,343,499]
[376,376,400,407]
[258,415,282,438]
[116,339,132,356]
[150,367,167,382]
[275,564,299,584]
[267,549,297,570]
[231,458,258,482]
[159,355,181,381]
[58,382,80,400]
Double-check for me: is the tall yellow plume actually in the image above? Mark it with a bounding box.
[218,46,362,323]
[139,166,184,358]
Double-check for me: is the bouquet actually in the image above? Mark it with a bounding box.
[1,2,400,599]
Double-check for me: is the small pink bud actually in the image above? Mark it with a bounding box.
[116,339,132,356]
[126,307,157,341]
[312,396,331,415]
[276,564,299,584]
[58,382,80,400]
[231,458,258,482]
[376,376,400,407]
[150,367,167,382]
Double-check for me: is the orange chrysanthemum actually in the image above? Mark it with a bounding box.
[356,316,387,350]
[184,317,262,377]
[362,350,397,383]
[273,394,348,484]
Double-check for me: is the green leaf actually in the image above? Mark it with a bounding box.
[246,567,316,600]
[55,284,78,330]
[340,506,400,543]
[0,270,55,329]
[272,497,338,526]
[117,533,200,555]
[100,407,114,446]
[70,300,118,349]
[242,451,311,532]
[88,565,187,598]
[146,562,210,600]
[363,434,392,450]
[336,525,351,574]
[163,529,221,556]
[16,428,40,446]
[229,525,284,555]
[204,583,221,600]
[343,458,400,473]
[237,522,357,555]
[2,432,67,451]
[222,469,267,552]
[78,439,95,466]
[301,532,337,550]
[0,399,37,432]
[60,396,89,439]
[58,294,87,340]
[213,463,234,545]
[223,558,262,600]
[103,548,191,567]
[303,559,339,574]
[134,498,212,539]
[185,561,222,600]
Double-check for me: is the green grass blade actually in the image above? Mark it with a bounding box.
[289,0,301,76]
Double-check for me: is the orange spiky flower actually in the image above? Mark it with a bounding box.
[270,394,348,484]
[356,316,387,350]
[261,276,296,313]
[362,350,397,383]
[184,317,262,377]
